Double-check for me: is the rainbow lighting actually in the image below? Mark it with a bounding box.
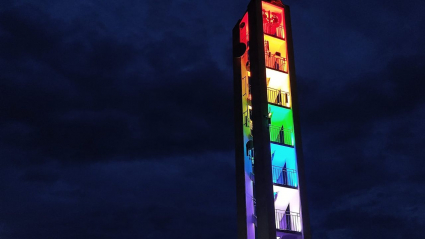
[233,1,311,239]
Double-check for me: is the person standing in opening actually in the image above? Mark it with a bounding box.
[279,126,285,144]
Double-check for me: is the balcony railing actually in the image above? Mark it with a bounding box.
[243,111,253,130]
[275,210,301,232]
[252,197,257,225]
[263,23,284,39]
[265,52,287,72]
[242,76,248,96]
[272,166,297,187]
[267,88,290,107]
[249,171,255,183]
[269,125,293,146]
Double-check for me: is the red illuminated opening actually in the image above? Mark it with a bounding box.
[262,2,286,40]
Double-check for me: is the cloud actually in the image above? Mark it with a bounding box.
[0,153,237,239]
[298,56,425,237]
[0,3,234,164]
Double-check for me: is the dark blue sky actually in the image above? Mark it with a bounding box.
[1,0,425,238]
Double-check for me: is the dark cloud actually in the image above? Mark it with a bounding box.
[0,154,236,239]
[0,2,234,164]
[0,0,424,238]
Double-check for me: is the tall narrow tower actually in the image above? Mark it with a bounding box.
[233,1,311,239]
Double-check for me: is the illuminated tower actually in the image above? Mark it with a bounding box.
[233,1,311,239]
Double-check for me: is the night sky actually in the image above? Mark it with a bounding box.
[1,0,425,238]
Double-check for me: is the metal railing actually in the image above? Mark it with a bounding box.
[263,23,284,39]
[265,52,287,72]
[243,111,253,130]
[275,210,301,232]
[269,125,293,146]
[249,172,255,182]
[267,87,290,107]
[242,76,252,100]
[243,111,249,127]
[272,166,297,187]
[242,76,248,96]
[252,197,257,226]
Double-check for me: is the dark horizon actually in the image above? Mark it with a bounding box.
[1,0,425,238]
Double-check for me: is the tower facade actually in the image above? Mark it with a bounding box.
[233,1,311,239]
